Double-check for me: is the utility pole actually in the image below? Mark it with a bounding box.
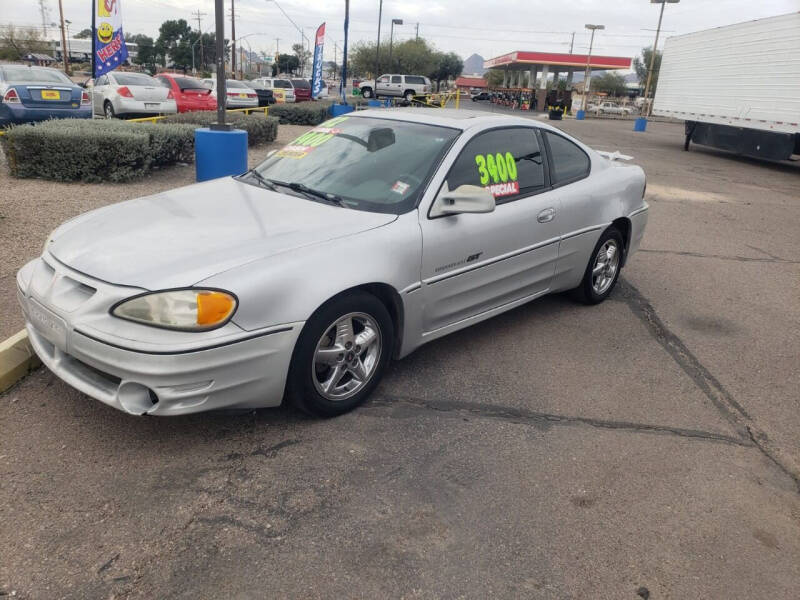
[644,0,679,117]
[415,23,419,41]
[56,0,69,75]
[374,0,382,78]
[38,0,50,37]
[230,0,236,78]
[569,31,575,54]
[212,0,228,129]
[192,10,206,71]
[581,24,604,111]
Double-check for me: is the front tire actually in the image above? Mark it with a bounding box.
[286,291,393,417]
[572,227,624,304]
[404,90,415,102]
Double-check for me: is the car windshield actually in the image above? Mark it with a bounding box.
[252,116,460,214]
[291,79,310,89]
[1,67,72,84]
[114,73,156,86]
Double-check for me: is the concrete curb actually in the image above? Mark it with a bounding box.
[0,329,41,394]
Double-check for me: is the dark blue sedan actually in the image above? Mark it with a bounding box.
[0,65,91,127]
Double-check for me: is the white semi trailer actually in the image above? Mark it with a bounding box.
[653,13,800,161]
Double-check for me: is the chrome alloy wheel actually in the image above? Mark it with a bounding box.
[591,239,620,295]
[312,312,382,401]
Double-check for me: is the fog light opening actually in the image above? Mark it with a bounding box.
[148,389,159,405]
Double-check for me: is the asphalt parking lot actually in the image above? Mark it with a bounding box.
[2,111,799,599]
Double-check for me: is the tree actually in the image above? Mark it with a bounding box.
[0,24,50,61]
[430,51,463,90]
[633,47,662,95]
[292,43,311,76]
[484,70,504,87]
[130,34,159,72]
[155,19,193,68]
[75,28,93,39]
[590,72,628,96]
[276,53,299,75]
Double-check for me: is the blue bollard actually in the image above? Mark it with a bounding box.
[330,103,355,117]
[576,110,586,120]
[194,128,248,182]
[634,117,648,132]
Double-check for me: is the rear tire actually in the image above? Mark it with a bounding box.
[286,291,393,417]
[572,227,624,305]
[103,101,116,119]
[361,87,373,98]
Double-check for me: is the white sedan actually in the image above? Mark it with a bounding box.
[91,71,177,118]
[17,109,648,417]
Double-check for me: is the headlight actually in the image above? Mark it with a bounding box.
[111,289,238,331]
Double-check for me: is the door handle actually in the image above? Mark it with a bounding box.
[537,207,556,223]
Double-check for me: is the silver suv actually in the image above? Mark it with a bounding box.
[360,74,431,101]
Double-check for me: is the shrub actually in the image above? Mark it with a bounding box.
[0,119,197,182]
[161,111,278,146]
[267,102,331,126]
[1,119,152,182]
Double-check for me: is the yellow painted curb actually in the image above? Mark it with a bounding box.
[0,330,41,394]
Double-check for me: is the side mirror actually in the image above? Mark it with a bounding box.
[431,184,495,217]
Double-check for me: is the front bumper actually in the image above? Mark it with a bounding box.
[17,256,303,416]
[0,103,91,126]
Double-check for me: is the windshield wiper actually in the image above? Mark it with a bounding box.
[240,169,278,191]
[269,180,347,208]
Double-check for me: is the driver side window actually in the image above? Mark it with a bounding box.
[377,76,389,84]
[444,128,547,204]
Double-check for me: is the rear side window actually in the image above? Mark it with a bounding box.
[444,127,546,204]
[543,132,590,185]
[391,75,402,83]
[405,76,425,84]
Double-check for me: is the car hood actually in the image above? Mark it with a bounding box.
[48,177,397,289]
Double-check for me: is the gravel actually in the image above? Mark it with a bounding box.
[0,123,310,340]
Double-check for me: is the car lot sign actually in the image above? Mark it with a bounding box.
[311,23,325,99]
[93,0,128,77]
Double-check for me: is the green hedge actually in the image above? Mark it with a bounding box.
[0,119,196,182]
[267,102,332,126]
[161,111,278,146]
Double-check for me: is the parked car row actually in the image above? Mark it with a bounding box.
[1,65,329,126]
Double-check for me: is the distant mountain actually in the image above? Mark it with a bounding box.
[463,53,485,76]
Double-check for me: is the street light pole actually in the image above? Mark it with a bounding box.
[644,0,678,116]
[212,0,229,130]
[374,0,382,78]
[388,18,402,71]
[581,23,604,111]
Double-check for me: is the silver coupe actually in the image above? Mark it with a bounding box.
[17,109,648,417]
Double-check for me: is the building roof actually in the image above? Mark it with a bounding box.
[484,51,631,71]
[454,76,487,88]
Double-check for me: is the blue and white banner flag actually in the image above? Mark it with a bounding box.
[311,23,325,99]
[93,0,128,77]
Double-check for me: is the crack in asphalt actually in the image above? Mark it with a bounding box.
[617,279,800,493]
[369,394,751,447]
[639,248,799,264]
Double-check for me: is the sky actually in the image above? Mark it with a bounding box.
[5,0,799,70]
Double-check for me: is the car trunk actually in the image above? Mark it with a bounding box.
[18,85,79,109]
[128,85,170,102]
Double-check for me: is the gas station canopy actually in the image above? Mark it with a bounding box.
[483,50,632,110]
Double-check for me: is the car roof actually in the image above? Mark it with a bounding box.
[352,108,556,133]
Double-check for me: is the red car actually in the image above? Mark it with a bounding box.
[291,79,312,102]
[154,73,217,113]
